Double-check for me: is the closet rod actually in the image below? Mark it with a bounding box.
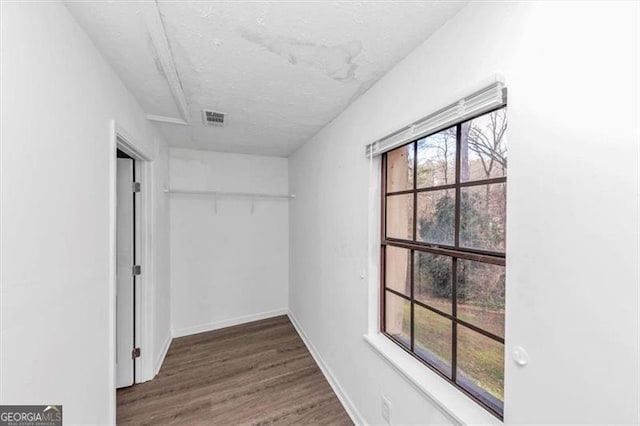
[164,188,295,200]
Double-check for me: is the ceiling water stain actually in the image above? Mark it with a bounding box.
[239,29,362,82]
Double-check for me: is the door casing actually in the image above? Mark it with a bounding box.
[108,121,156,422]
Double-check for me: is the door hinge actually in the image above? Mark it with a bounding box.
[132,265,141,276]
[132,347,141,359]
[132,182,141,193]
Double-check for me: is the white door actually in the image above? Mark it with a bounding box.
[116,157,135,388]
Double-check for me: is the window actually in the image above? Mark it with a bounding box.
[381,107,506,418]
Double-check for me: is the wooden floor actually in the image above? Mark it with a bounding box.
[117,316,352,425]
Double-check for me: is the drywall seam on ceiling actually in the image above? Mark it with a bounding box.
[146,114,189,125]
[138,1,191,124]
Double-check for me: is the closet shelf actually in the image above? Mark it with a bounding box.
[164,188,295,200]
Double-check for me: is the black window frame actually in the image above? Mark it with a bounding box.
[380,106,507,419]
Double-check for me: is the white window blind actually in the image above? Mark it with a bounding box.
[366,82,506,157]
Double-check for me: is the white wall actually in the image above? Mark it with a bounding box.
[289,1,639,424]
[0,2,171,424]
[170,149,289,337]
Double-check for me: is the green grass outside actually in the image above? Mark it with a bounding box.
[401,302,504,401]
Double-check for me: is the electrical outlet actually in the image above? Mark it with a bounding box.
[381,395,391,425]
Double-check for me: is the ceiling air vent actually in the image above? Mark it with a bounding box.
[202,109,225,126]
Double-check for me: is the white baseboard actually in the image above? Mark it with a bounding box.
[154,333,172,376]
[288,311,365,426]
[172,308,289,338]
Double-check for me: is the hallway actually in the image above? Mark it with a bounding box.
[2,2,639,424]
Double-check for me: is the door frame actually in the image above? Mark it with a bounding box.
[108,121,156,417]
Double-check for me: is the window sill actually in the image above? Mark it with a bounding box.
[363,333,502,425]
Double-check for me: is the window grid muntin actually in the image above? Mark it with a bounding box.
[381,107,506,419]
[386,176,508,198]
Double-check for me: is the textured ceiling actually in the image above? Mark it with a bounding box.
[65,1,468,157]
